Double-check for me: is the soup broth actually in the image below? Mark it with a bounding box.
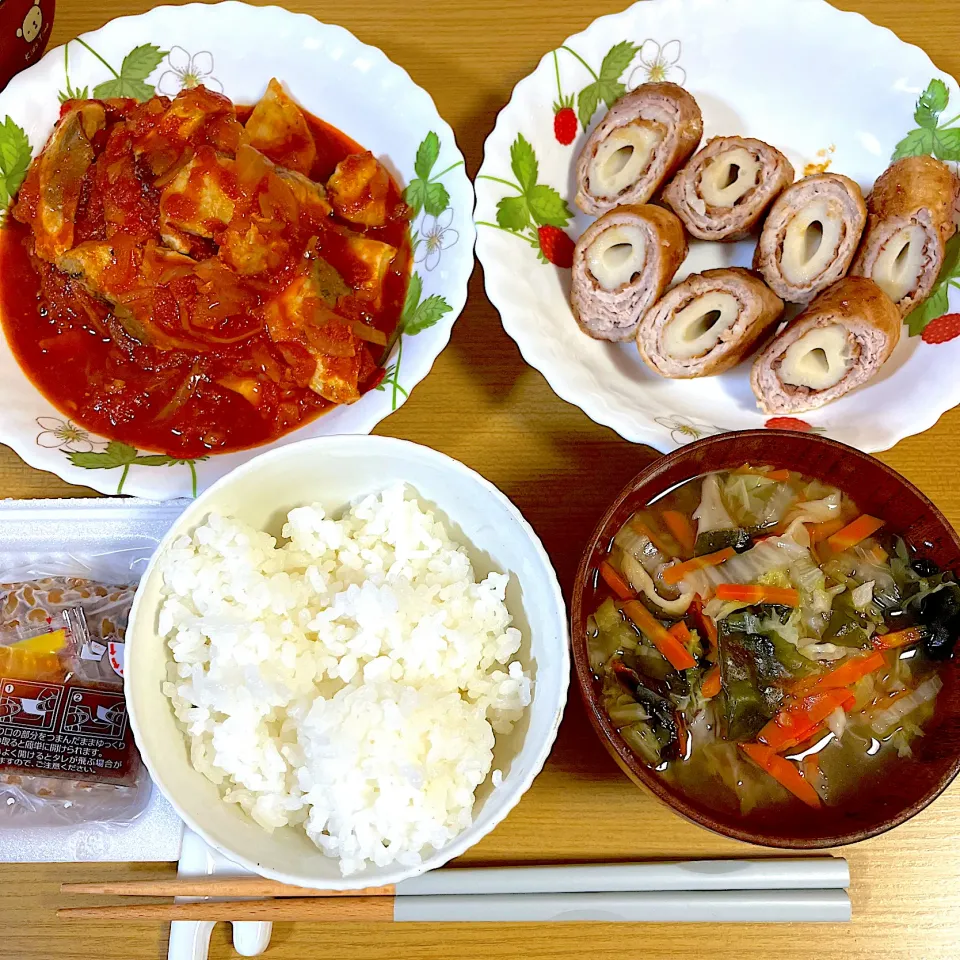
[586,466,955,820]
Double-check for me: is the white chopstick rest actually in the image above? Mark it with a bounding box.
[392,889,852,923]
[396,858,850,895]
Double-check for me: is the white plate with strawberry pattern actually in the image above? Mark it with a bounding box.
[475,0,960,451]
[0,1,473,499]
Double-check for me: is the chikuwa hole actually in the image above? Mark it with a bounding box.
[686,308,723,341]
[603,242,634,269]
[606,145,634,177]
[895,237,913,269]
[808,347,830,373]
[803,220,824,263]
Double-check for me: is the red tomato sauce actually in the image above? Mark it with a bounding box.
[0,101,411,459]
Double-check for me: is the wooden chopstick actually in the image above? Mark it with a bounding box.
[60,858,851,904]
[56,861,854,924]
[61,878,395,898]
[57,897,394,922]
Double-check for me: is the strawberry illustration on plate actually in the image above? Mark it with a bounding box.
[477,134,574,269]
[553,99,577,146]
[550,51,577,145]
[537,225,575,267]
[921,312,960,344]
[764,417,825,433]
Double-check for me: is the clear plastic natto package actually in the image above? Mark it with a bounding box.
[0,571,147,827]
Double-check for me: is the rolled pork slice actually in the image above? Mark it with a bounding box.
[571,204,688,342]
[850,155,960,316]
[662,137,795,241]
[574,82,703,217]
[753,173,867,304]
[750,276,900,414]
[637,268,784,378]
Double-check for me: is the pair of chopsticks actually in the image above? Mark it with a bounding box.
[58,858,851,923]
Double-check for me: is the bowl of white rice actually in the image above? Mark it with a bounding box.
[125,435,568,888]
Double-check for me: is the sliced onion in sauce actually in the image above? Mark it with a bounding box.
[351,321,387,346]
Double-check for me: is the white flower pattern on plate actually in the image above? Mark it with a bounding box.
[156,47,222,96]
[35,417,103,453]
[628,39,685,88]
[654,415,724,445]
[414,209,459,272]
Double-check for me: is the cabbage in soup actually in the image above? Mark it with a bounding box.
[587,466,956,816]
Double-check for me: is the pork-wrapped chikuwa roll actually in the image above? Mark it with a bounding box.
[574,82,703,217]
[637,268,784,378]
[850,155,960,316]
[662,137,795,241]
[754,173,867,304]
[571,204,688,342]
[750,277,900,414]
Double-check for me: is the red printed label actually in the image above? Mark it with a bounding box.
[0,677,139,784]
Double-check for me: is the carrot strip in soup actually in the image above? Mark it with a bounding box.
[689,598,718,662]
[701,663,722,698]
[669,621,692,644]
[758,689,855,751]
[662,548,735,586]
[873,626,924,650]
[621,600,697,671]
[599,561,633,601]
[808,517,847,545]
[714,583,800,606]
[735,466,791,482]
[865,543,889,565]
[790,650,887,696]
[662,510,696,554]
[827,514,884,552]
[739,743,822,809]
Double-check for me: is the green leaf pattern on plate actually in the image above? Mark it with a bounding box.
[58,39,167,104]
[477,41,662,263]
[405,130,457,218]
[573,41,639,131]
[374,132,459,409]
[893,78,960,162]
[906,234,960,337]
[894,79,960,337]
[0,117,31,212]
[478,133,573,262]
[92,44,167,100]
[35,420,205,496]
[914,78,949,127]
[58,43,90,103]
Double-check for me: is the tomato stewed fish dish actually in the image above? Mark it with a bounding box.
[587,467,956,815]
[0,81,412,456]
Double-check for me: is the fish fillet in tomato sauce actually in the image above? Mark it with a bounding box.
[0,80,411,458]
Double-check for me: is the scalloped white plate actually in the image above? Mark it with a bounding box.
[0,1,474,498]
[475,0,960,452]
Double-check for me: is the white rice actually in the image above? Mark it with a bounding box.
[158,484,532,875]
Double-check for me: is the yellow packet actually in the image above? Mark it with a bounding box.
[10,628,66,656]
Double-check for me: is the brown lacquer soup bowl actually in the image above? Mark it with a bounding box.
[571,430,960,848]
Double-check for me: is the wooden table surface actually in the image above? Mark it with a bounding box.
[4,0,960,957]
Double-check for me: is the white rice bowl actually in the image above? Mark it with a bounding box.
[126,434,568,889]
[158,484,532,876]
